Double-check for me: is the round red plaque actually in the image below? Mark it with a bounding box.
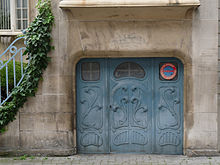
[160,63,177,80]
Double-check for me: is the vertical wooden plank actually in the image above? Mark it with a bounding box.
[154,58,183,155]
[76,59,108,153]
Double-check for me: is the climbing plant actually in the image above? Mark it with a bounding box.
[0,0,54,132]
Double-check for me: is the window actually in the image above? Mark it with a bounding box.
[81,62,100,81]
[0,0,10,29]
[114,62,145,78]
[0,0,29,35]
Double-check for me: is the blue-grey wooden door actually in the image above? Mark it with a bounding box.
[76,58,183,154]
[109,58,152,153]
[153,58,183,154]
[76,59,108,153]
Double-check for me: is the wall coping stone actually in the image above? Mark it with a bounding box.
[59,0,200,8]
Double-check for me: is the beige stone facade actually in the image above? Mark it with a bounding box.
[0,0,218,156]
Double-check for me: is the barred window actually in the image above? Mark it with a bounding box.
[81,62,100,81]
[0,0,10,29]
[0,0,29,34]
[114,62,145,79]
[16,0,28,30]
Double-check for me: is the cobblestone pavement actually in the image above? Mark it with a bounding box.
[1,154,220,165]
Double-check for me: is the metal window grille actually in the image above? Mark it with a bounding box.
[114,62,145,78]
[16,0,28,30]
[81,62,100,81]
[0,0,11,30]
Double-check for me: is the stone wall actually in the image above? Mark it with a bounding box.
[0,0,219,156]
[218,0,220,152]
[186,0,218,155]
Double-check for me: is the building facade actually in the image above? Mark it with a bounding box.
[0,0,219,156]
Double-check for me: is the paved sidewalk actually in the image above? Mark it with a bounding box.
[1,154,220,165]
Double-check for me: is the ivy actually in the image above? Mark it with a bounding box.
[0,0,54,132]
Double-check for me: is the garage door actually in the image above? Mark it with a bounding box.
[76,58,183,154]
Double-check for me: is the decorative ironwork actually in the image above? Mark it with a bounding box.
[0,36,27,105]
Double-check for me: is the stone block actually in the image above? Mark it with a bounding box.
[194,93,217,113]
[20,95,43,113]
[0,117,19,149]
[20,131,74,149]
[218,85,220,94]
[59,76,73,96]
[218,94,220,107]
[199,0,218,20]
[199,20,218,39]
[41,94,73,113]
[187,130,217,149]
[44,58,61,76]
[218,34,220,47]
[192,112,217,132]
[21,94,73,113]
[41,75,73,96]
[20,113,57,131]
[56,113,73,131]
[42,76,60,95]
[218,47,220,59]
[218,62,220,72]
